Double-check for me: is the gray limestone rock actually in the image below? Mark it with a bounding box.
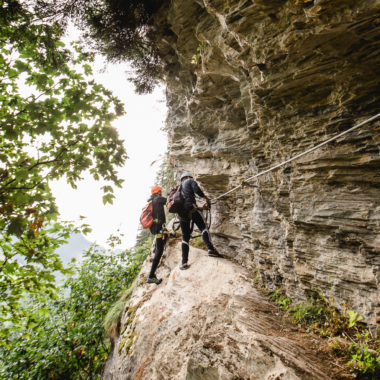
[105,0,380,377]
[155,0,380,326]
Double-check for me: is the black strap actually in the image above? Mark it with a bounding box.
[172,207,212,240]
[172,220,181,231]
[190,208,211,240]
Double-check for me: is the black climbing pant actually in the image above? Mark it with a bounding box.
[149,235,166,278]
[180,209,214,265]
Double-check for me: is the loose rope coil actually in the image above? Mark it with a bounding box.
[211,112,380,202]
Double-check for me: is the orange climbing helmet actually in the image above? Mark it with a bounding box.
[151,186,163,194]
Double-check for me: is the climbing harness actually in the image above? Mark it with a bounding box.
[189,206,212,239]
[170,205,212,240]
[211,112,380,202]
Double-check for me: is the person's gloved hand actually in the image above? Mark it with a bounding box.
[199,203,210,211]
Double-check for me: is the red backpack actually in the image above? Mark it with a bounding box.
[140,201,154,229]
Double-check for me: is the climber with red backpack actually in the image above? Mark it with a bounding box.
[141,185,168,285]
[175,172,222,270]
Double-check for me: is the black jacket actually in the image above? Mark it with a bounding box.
[181,178,205,211]
[149,194,167,234]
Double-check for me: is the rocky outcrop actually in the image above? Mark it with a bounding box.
[103,242,348,379]
[105,0,380,377]
[153,0,380,326]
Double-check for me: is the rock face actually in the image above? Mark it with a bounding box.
[105,1,380,377]
[103,242,346,379]
[153,0,380,325]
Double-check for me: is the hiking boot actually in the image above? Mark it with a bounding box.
[179,263,190,270]
[147,277,162,285]
[208,249,223,258]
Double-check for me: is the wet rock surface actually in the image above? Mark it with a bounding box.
[154,0,380,325]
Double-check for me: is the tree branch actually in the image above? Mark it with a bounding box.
[0,136,82,193]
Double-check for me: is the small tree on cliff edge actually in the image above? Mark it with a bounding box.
[0,0,127,341]
[37,0,166,93]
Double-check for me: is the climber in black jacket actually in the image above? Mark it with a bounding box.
[178,172,221,270]
[147,186,168,284]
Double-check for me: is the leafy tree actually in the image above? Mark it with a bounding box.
[154,150,176,195]
[0,242,150,379]
[38,0,166,93]
[155,150,176,225]
[0,0,127,340]
[134,225,151,249]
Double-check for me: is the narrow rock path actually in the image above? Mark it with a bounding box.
[104,241,352,380]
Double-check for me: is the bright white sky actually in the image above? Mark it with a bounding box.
[50,28,168,249]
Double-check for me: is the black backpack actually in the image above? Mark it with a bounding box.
[166,185,184,213]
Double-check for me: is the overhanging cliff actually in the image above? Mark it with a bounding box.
[104,1,380,377]
[153,0,380,325]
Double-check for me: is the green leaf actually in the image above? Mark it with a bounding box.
[14,60,29,73]
[83,64,92,75]
[4,262,17,274]
[15,168,29,181]
[7,217,27,237]
[102,193,114,205]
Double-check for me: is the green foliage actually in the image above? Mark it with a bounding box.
[288,296,357,337]
[191,43,202,65]
[277,292,380,378]
[103,279,137,338]
[154,150,176,224]
[269,289,292,311]
[348,310,364,328]
[0,0,127,338]
[288,299,324,326]
[135,227,152,249]
[154,150,176,195]
[348,332,380,377]
[0,241,150,379]
[0,223,73,340]
[190,236,206,249]
[38,0,165,93]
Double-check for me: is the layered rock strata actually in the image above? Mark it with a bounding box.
[153,0,380,325]
[103,243,348,379]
